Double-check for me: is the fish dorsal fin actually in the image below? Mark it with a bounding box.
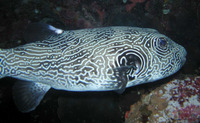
[23,23,63,43]
[12,81,51,113]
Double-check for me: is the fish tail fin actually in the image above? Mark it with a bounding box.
[0,48,8,79]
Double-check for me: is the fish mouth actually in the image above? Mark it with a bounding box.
[181,48,187,66]
[181,57,186,65]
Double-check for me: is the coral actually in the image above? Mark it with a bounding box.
[91,1,105,24]
[125,76,200,123]
[52,0,104,29]
[176,105,200,121]
[161,76,200,122]
[166,77,200,106]
[125,0,146,12]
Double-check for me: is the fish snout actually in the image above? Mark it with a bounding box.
[180,46,187,66]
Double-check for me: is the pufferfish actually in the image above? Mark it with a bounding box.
[0,23,187,112]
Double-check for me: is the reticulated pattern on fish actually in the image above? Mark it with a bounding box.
[0,26,186,91]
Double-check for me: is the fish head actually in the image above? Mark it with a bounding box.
[144,33,187,82]
[114,30,187,87]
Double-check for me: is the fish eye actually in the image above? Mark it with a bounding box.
[158,37,168,48]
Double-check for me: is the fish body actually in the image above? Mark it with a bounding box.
[0,23,187,112]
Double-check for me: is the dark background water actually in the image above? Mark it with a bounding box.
[0,0,199,122]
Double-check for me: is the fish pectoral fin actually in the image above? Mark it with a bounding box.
[113,67,128,94]
[12,81,51,113]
